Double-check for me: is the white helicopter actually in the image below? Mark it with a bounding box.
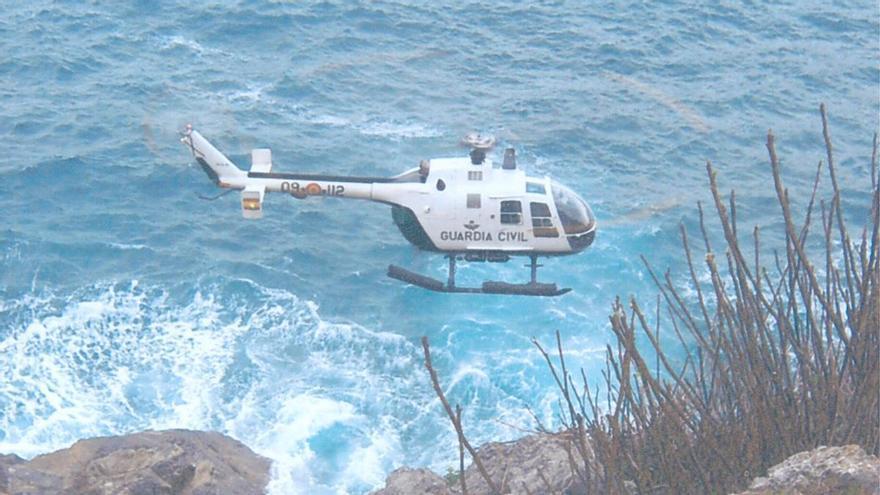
[181,126,596,296]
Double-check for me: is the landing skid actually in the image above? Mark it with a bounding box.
[387,255,571,297]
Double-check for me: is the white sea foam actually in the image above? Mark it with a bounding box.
[0,280,603,495]
[107,242,148,251]
[309,113,352,127]
[304,112,443,140]
[448,364,491,390]
[259,394,358,494]
[160,35,207,55]
[0,280,433,494]
[340,415,404,489]
[222,84,273,106]
[356,120,443,139]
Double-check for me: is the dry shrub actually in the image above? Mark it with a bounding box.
[537,105,879,494]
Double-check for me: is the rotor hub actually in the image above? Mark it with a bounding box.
[461,132,496,151]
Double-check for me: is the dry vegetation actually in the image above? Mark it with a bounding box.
[422,105,879,494]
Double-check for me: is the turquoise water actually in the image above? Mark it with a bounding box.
[1,2,877,493]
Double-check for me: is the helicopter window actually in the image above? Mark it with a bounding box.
[530,202,559,237]
[551,180,595,234]
[530,202,551,218]
[467,194,481,209]
[436,179,446,191]
[500,200,522,224]
[468,171,483,181]
[527,182,546,194]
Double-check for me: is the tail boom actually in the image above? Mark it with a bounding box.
[181,127,402,218]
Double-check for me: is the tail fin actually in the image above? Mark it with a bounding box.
[180,126,246,187]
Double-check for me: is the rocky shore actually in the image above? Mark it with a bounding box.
[373,434,880,495]
[0,430,270,495]
[1,430,876,494]
[732,445,880,495]
[373,432,585,495]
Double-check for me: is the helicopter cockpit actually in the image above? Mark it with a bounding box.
[551,180,596,252]
[551,181,595,234]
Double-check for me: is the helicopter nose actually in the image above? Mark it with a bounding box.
[567,221,595,252]
[567,198,596,252]
[551,181,597,252]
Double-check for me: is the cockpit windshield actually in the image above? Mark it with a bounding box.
[551,181,595,234]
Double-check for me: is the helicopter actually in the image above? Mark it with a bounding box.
[181,126,596,296]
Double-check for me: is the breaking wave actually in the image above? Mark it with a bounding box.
[0,280,438,494]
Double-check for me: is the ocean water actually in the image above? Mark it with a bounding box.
[0,1,877,493]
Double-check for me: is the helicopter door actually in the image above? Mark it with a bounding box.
[530,202,559,238]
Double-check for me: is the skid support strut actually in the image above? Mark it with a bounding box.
[528,255,542,284]
[448,255,457,288]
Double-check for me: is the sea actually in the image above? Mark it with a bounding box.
[0,1,877,493]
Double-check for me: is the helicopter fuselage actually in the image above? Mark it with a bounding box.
[183,128,596,259]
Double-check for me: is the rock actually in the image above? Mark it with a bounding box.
[0,454,24,466]
[461,432,592,495]
[0,429,271,495]
[734,444,880,495]
[0,454,26,494]
[373,432,596,495]
[371,467,453,495]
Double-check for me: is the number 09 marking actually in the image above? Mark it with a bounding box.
[280,181,344,197]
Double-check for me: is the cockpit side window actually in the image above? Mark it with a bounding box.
[500,200,522,224]
[530,202,559,238]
